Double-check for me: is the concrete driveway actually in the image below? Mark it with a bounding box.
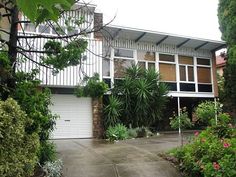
[54,134,183,177]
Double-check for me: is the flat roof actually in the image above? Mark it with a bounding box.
[102,25,226,52]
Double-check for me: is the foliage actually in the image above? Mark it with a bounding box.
[75,73,108,98]
[103,96,123,128]
[217,74,225,103]
[0,98,40,177]
[39,141,57,165]
[170,115,236,177]
[127,128,138,138]
[13,71,57,142]
[16,0,75,24]
[43,159,63,177]
[170,108,193,130]
[11,71,58,165]
[136,126,154,138]
[0,52,12,99]
[106,124,129,142]
[195,101,222,126]
[218,0,236,116]
[112,65,168,127]
[43,39,88,74]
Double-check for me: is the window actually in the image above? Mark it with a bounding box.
[102,59,110,77]
[114,59,134,78]
[178,56,194,82]
[137,51,155,61]
[24,23,36,32]
[159,54,176,91]
[197,58,212,92]
[38,25,50,34]
[114,49,134,58]
[197,67,211,83]
[159,54,175,62]
[159,63,176,81]
[197,58,210,65]
[114,48,134,78]
[137,51,156,70]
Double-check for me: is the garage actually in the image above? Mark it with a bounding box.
[50,94,93,139]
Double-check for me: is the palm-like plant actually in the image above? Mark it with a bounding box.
[103,96,123,128]
[111,65,169,127]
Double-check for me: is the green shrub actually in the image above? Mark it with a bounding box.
[195,101,222,126]
[103,96,123,128]
[170,115,236,177]
[75,73,108,98]
[0,98,40,177]
[106,124,128,141]
[39,141,57,165]
[170,108,193,130]
[127,128,138,138]
[136,127,154,138]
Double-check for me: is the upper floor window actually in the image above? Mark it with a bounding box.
[114,48,134,78]
[114,48,134,58]
[178,56,194,82]
[137,51,155,70]
[159,54,177,91]
[159,54,176,82]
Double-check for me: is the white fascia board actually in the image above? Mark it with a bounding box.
[168,92,215,98]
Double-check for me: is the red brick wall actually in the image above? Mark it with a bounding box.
[92,97,104,138]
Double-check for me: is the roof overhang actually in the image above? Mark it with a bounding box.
[102,25,226,52]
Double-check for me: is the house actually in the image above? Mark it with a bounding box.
[2,3,226,138]
[216,55,226,76]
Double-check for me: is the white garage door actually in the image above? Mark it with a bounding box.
[50,94,93,139]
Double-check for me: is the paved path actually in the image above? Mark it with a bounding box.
[54,134,183,177]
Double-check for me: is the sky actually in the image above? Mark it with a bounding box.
[90,0,222,41]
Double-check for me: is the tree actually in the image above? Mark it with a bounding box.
[218,0,236,119]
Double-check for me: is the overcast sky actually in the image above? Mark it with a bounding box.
[91,0,222,41]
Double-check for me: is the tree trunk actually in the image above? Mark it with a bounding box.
[3,5,19,100]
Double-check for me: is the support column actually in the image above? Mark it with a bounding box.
[92,97,104,138]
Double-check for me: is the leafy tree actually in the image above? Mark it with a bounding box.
[218,0,236,119]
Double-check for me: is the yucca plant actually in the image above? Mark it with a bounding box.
[112,65,169,127]
[103,96,123,128]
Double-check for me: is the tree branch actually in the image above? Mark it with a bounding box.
[17,50,53,69]
[0,28,10,35]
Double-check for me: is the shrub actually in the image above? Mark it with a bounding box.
[112,65,168,127]
[170,108,193,130]
[106,124,128,141]
[0,98,40,177]
[75,73,108,98]
[103,96,123,128]
[39,141,57,165]
[170,115,236,177]
[127,128,138,138]
[136,127,154,138]
[195,101,222,126]
[43,159,63,177]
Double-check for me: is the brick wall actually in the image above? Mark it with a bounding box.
[92,97,104,138]
[93,13,103,40]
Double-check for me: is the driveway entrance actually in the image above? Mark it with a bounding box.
[54,134,182,177]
